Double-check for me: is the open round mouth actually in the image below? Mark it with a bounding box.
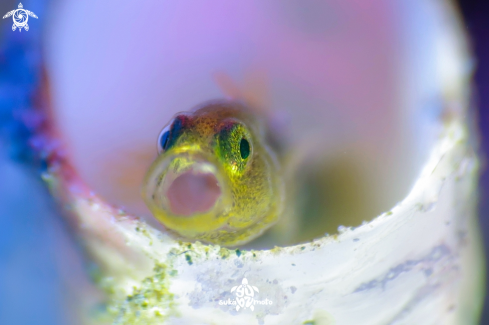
[166,170,221,216]
[143,152,228,220]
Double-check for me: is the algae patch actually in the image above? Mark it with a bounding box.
[103,263,175,325]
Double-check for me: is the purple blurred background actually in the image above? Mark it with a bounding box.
[0,1,487,324]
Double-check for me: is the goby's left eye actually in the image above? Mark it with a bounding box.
[240,138,250,159]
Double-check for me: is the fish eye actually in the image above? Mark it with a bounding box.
[216,120,253,174]
[157,125,171,153]
[157,114,190,154]
[240,138,250,159]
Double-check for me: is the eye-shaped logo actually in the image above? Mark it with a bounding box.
[230,278,260,311]
[3,3,38,32]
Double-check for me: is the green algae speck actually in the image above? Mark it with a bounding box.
[219,247,231,259]
[185,254,193,265]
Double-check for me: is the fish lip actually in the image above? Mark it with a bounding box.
[142,149,231,221]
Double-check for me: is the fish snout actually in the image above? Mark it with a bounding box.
[143,152,229,219]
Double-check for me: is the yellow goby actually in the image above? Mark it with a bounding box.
[142,100,284,246]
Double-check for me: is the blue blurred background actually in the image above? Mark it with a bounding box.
[0,1,488,324]
[0,1,78,324]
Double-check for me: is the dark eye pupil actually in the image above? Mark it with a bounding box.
[240,138,250,159]
[160,131,170,150]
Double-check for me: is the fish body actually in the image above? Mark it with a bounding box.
[142,100,284,246]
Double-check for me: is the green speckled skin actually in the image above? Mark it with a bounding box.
[142,100,283,246]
